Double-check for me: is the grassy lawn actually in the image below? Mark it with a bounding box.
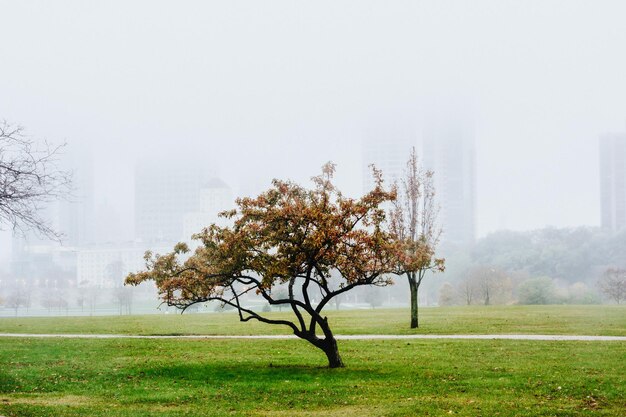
[0,337,624,416]
[1,306,624,416]
[1,305,625,336]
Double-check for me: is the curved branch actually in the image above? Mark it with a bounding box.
[288,275,307,332]
[174,295,300,334]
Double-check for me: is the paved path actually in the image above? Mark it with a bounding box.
[0,333,624,341]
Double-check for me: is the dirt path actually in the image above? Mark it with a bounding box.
[0,333,624,341]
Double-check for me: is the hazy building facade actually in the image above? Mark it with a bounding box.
[57,145,96,247]
[361,113,476,247]
[422,113,476,246]
[76,243,169,288]
[362,126,416,193]
[599,133,626,233]
[134,161,213,243]
[182,178,233,239]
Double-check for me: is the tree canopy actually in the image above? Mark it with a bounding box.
[126,163,406,368]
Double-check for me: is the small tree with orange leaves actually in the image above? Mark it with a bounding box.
[126,163,398,368]
[389,148,445,328]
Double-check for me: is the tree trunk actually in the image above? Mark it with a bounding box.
[408,273,418,328]
[322,337,344,368]
[484,286,490,305]
[314,316,345,368]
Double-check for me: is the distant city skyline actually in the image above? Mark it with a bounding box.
[3,1,626,262]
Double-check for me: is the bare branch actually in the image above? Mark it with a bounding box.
[0,121,72,241]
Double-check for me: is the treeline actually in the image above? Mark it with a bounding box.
[0,284,154,316]
[437,227,626,305]
[472,227,626,282]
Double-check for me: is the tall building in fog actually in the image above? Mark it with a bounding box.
[58,144,96,246]
[182,178,233,239]
[362,126,416,192]
[361,112,476,247]
[134,161,214,243]
[422,112,476,246]
[599,133,626,233]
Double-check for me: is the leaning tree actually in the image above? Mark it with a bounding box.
[389,147,445,328]
[126,163,405,368]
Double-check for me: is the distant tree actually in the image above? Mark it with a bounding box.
[112,286,133,315]
[459,267,512,305]
[78,280,100,315]
[126,163,399,368]
[567,282,601,305]
[517,276,556,305]
[459,276,476,305]
[471,227,626,284]
[40,288,65,312]
[364,287,384,309]
[40,294,54,312]
[57,295,69,314]
[598,268,626,304]
[22,287,32,313]
[76,287,87,312]
[271,288,289,311]
[332,293,343,311]
[389,147,445,328]
[87,287,100,315]
[6,286,29,316]
[438,282,456,306]
[0,121,71,240]
[471,230,535,272]
[474,267,512,305]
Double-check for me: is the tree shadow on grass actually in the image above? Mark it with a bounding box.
[136,361,374,382]
[129,359,379,398]
[0,372,20,394]
[123,361,379,413]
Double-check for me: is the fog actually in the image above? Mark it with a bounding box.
[1,1,623,232]
[1,2,626,312]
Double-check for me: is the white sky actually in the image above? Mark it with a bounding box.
[1,1,626,258]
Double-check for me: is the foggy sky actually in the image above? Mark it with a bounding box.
[2,1,626,258]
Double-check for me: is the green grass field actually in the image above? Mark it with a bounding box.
[1,305,625,336]
[1,306,625,416]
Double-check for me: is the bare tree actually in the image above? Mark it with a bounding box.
[459,277,475,305]
[389,147,445,328]
[6,286,30,316]
[479,268,511,305]
[87,286,100,315]
[598,268,626,304]
[0,121,71,240]
[113,286,133,315]
[462,266,512,305]
[76,287,87,312]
